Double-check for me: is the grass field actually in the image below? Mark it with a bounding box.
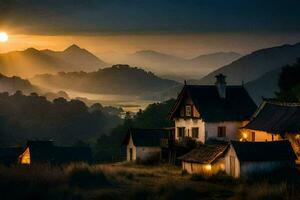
[0,162,299,200]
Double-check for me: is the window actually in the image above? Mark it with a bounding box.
[251,132,255,142]
[177,127,185,138]
[185,105,192,117]
[192,128,199,138]
[217,126,226,137]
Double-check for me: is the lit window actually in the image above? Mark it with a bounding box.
[192,128,199,138]
[185,105,192,117]
[217,126,226,137]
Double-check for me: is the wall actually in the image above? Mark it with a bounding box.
[225,146,240,178]
[175,118,205,143]
[182,158,225,175]
[240,161,295,176]
[126,135,137,161]
[205,121,248,142]
[241,129,280,142]
[285,133,300,159]
[136,147,161,162]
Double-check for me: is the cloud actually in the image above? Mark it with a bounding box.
[1,0,300,35]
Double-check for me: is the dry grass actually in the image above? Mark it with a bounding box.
[0,162,299,200]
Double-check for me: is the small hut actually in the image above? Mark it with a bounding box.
[18,140,92,165]
[122,128,168,163]
[225,140,297,178]
[241,102,300,159]
[178,143,228,174]
[0,147,23,166]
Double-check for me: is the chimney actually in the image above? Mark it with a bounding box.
[215,73,227,98]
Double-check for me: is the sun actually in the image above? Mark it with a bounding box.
[0,32,8,42]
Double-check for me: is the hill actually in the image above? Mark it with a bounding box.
[122,50,241,80]
[0,45,107,77]
[0,74,39,94]
[30,64,181,97]
[244,69,281,104]
[199,42,300,84]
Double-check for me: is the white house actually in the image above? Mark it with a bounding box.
[224,140,297,178]
[168,74,257,144]
[122,128,168,162]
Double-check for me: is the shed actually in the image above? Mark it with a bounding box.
[242,102,300,158]
[178,143,228,174]
[122,128,168,162]
[225,140,297,178]
[0,147,23,166]
[18,140,92,165]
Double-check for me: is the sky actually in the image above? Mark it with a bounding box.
[0,0,300,59]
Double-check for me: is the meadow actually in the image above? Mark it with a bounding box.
[0,162,299,200]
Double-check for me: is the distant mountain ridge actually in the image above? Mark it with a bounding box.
[30,64,181,97]
[121,50,242,80]
[0,45,107,78]
[199,42,300,85]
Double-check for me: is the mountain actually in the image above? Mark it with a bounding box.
[244,69,281,104]
[121,50,241,80]
[0,45,107,77]
[30,64,181,97]
[41,44,107,71]
[199,42,300,84]
[0,74,39,94]
[189,52,241,68]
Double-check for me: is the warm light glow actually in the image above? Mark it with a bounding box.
[19,147,30,165]
[0,32,8,42]
[205,164,212,171]
[243,133,248,139]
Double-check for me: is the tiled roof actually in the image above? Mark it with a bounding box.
[122,128,169,147]
[244,102,300,134]
[230,140,297,162]
[169,85,257,122]
[178,143,228,164]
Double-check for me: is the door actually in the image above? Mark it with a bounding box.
[230,156,235,177]
[129,148,133,161]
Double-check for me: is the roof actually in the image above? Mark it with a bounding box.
[244,102,300,134]
[0,147,23,165]
[24,140,92,164]
[122,128,169,147]
[178,143,228,164]
[230,140,297,162]
[169,85,257,122]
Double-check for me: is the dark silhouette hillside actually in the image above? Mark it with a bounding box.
[31,64,180,96]
[0,92,121,145]
[200,42,300,85]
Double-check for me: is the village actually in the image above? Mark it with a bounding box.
[1,74,299,177]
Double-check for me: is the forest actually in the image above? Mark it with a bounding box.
[0,91,121,145]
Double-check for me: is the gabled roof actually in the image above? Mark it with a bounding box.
[178,143,228,164]
[244,102,300,134]
[24,140,92,164]
[0,147,23,165]
[230,140,297,162]
[169,85,257,122]
[122,128,168,147]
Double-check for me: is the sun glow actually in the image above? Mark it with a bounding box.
[0,32,8,42]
